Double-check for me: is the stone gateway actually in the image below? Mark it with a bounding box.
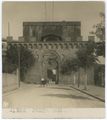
[4,21,94,85]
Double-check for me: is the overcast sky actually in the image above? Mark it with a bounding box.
[2,1,105,40]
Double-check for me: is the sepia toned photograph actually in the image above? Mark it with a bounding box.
[2,0,105,119]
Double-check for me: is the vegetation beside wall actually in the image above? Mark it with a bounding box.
[3,46,35,81]
[60,40,98,89]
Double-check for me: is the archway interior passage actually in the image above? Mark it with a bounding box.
[47,58,58,84]
[43,51,60,84]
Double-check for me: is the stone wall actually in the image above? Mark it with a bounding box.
[6,42,95,85]
[23,21,81,42]
[60,67,94,86]
[23,43,78,84]
[22,43,94,85]
[3,71,19,93]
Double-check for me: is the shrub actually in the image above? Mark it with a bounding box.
[3,45,35,81]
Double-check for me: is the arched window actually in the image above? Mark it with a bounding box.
[41,34,62,42]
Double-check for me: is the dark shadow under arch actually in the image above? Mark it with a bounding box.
[41,34,62,42]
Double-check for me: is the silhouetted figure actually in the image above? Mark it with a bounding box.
[41,78,46,87]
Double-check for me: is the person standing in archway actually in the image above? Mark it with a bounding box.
[41,78,46,87]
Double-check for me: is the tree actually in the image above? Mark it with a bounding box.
[60,40,98,89]
[70,58,80,86]
[5,45,35,81]
[90,12,105,57]
[60,58,73,75]
[96,42,105,57]
[90,12,105,41]
[76,42,99,90]
[61,57,80,87]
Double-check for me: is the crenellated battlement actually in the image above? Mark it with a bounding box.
[3,41,89,50]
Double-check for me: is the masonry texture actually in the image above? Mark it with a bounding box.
[23,21,81,42]
[16,21,94,85]
[2,21,94,86]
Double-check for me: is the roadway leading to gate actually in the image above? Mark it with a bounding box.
[3,83,105,108]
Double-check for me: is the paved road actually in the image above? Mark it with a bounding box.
[3,83,105,108]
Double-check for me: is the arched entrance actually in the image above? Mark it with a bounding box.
[42,51,60,84]
[41,34,62,42]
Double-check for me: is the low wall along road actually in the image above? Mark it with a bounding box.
[3,72,19,93]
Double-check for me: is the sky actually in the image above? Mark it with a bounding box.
[2,1,105,41]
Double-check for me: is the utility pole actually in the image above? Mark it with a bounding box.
[8,22,10,36]
[18,45,20,87]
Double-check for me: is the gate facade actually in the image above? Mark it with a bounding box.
[2,21,95,85]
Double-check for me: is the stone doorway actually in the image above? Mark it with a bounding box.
[42,51,59,84]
